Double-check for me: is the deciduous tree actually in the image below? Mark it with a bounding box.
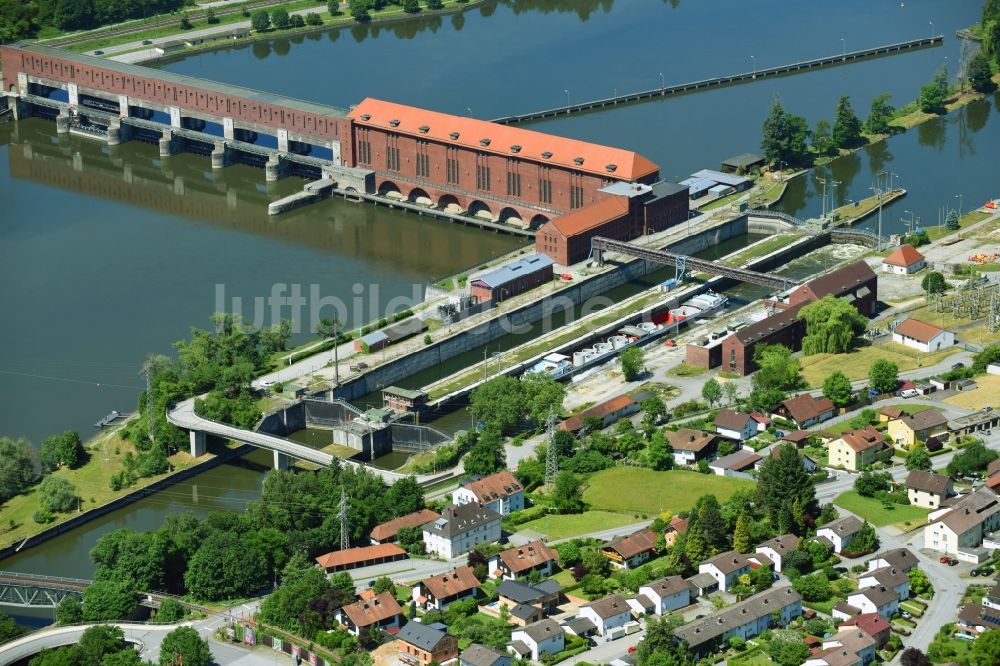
[552,471,586,513]
[0,437,36,502]
[620,347,644,381]
[921,271,949,294]
[646,430,673,471]
[39,430,85,471]
[183,531,268,601]
[799,295,867,355]
[919,65,949,113]
[968,52,997,92]
[868,358,899,394]
[865,93,896,135]
[811,118,836,156]
[159,626,212,666]
[906,445,932,471]
[971,629,1000,666]
[38,476,77,514]
[250,8,270,30]
[270,7,290,28]
[701,378,722,407]
[82,581,138,621]
[823,370,853,407]
[462,428,506,477]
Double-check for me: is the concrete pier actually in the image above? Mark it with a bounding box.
[158,130,179,158]
[189,430,206,457]
[273,451,290,470]
[264,154,288,182]
[210,141,232,169]
[107,119,130,146]
[55,110,70,134]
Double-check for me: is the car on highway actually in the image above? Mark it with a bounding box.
[142,40,153,45]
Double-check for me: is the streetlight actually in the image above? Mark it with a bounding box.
[659,72,665,90]
[777,159,786,182]
[563,89,570,107]
[841,38,846,58]
[955,193,964,218]
[750,55,756,78]
[929,21,934,38]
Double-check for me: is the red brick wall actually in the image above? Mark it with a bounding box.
[685,343,721,369]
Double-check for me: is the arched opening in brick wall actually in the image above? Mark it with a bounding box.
[498,207,523,226]
[408,187,432,206]
[438,194,462,214]
[468,200,494,221]
[529,214,550,230]
[378,181,403,199]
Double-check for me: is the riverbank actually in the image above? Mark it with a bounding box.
[0,424,248,557]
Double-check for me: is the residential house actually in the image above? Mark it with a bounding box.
[396,621,459,666]
[886,408,949,447]
[781,430,816,447]
[878,406,904,423]
[698,551,751,592]
[755,534,800,573]
[412,566,481,611]
[840,613,892,649]
[601,528,659,569]
[892,318,954,353]
[957,603,1000,639]
[315,544,407,573]
[774,394,836,429]
[708,450,763,479]
[422,504,502,559]
[816,516,863,554]
[984,581,1000,611]
[685,572,720,597]
[453,470,524,516]
[714,410,757,441]
[857,566,910,601]
[881,244,926,274]
[828,426,890,471]
[508,619,564,661]
[559,394,640,433]
[334,592,403,636]
[460,643,511,666]
[370,509,440,545]
[496,579,562,626]
[579,594,632,637]
[905,470,953,509]
[673,587,803,659]
[638,576,693,615]
[750,412,771,432]
[924,487,1000,556]
[488,539,559,581]
[666,428,718,466]
[809,628,877,666]
[664,516,688,547]
[866,548,917,574]
[839,586,900,620]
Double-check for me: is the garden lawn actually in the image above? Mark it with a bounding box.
[583,468,754,515]
[516,510,637,541]
[833,491,929,528]
[800,343,958,387]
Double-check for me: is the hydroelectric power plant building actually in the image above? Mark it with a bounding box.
[0,43,688,264]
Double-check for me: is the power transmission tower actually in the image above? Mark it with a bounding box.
[338,487,350,551]
[544,410,560,486]
[140,362,154,444]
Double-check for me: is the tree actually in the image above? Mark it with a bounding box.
[792,571,832,601]
[620,347,644,381]
[749,344,802,413]
[635,614,689,666]
[723,381,740,406]
[919,65,949,113]
[463,428,506,477]
[78,624,129,664]
[427,0,444,8]
[91,529,169,592]
[290,12,304,27]
[733,509,752,553]
[822,371,853,407]
[55,595,83,625]
[0,610,23,643]
[250,9,270,31]
[848,520,879,554]
[205,7,219,23]
[306,12,323,25]
[868,358,898,394]
[900,648,932,666]
[402,0,419,12]
[768,637,812,666]
[40,431,85,471]
[945,210,960,230]
[921,271,949,294]
[552,471,586,513]
[184,531,268,601]
[159,626,211,666]
[0,437,36,502]
[761,96,811,166]
[907,568,933,597]
[969,52,997,92]
[82,581,138,621]
[854,470,892,497]
[947,442,999,477]
[811,118,835,156]
[646,429,673,471]
[694,495,727,554]
[641,395,666,427]
[701,378,722,408]
[154,597,186,624]
[521,374,566,427]
[38,476,77,514]
[832,96,863,148]
[756,444,817,532]
[971,630,1000,666]
[865,93,896,135]
[799,295,867,355]
[470,376,527,433]
[349,0,371,21]
[372,576,395,595]
[906,445,932,471]
[270,6,290,28]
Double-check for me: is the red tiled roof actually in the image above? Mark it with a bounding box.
[460,470,523,503]
[779,394,835,424]
[419,566,481,599]
[370,509,440,542]
[560,393,636,432]
[839,426,886,453]
[315,544,406,569]
[348,98,660,181]
[842,612,891,639]
[338,591,402,628]
[893,318,945,344]
[604,528,658,559]
[883,244,925,267]
[497,539,559,574]
[668,516,688,533]
[546,195,630,237]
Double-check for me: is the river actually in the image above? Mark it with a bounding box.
[0,0,997,611]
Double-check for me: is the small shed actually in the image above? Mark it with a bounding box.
[721,153,765,174]
[355,330,390,353]
[383,318,428,344]
[708,184,735,198]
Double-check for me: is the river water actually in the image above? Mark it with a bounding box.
[1,0,997,606]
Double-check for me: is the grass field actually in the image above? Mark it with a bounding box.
[943,374,1000,410]
[582,468,754,515]
[516,510,637,541]
[925,210,992,242]
[666,363,709,377]
[800,342,959,387]
[834,491,929,528]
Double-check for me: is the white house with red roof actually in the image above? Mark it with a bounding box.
[881,244,926,274]
[453,470,524,516]
[892,318,954,353]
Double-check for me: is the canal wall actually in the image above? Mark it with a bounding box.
[331,214,791,402]
[0,444,253,563]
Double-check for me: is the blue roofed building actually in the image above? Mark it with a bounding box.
[469,254,555,304]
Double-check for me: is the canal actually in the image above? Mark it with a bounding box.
[1,0,997,615]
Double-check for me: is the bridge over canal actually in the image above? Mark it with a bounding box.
[0,571,90,608]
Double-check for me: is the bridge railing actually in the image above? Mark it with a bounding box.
[0,571,93,587]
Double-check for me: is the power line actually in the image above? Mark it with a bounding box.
[544,409,559,487]
[338,487,350,551]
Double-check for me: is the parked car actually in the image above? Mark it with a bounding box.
[142,40,153,45]
[94,50,104,55]
[972,569,981,577]
[982,567,995,576]
[940,556,952,564]
[901,610,913,619]
[260,379,275,388]
[952,362,966,370]
[900,389,920,398]
[949,559,960,566]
